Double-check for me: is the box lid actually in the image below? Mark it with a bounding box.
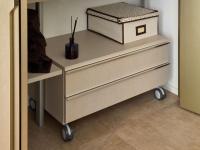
[87,2,159,23]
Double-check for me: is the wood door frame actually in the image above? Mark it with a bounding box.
[0,1,14,150]
[19,0,28,150]
[13,5,20,150]
[178,0,180,97]
[0,1,24,150]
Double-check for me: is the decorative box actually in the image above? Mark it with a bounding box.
[87,2,159,44]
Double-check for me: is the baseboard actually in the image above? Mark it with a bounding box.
[164,82,178,96]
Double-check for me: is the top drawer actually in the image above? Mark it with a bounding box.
[65,44,169,97]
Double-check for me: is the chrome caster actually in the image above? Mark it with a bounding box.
[154,87,166,100]
[29,98,36,111]
[62,124,74,141]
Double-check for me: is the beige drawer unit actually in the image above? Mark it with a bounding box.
[65,65,169,123]
[45,30,170,141]
[65,44,169,97]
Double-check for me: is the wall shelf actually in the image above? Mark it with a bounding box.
[28,0,47,4]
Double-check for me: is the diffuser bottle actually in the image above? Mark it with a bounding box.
[65,37,79,59]
[65,17,79,59]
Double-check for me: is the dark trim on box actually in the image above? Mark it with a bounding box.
[145,10,159,15]
[87,14,89,30]
[157,16,159,34]
[87,14,119,24]
[122,15,159,24]
[87,29,124,44]
[86,4,159,22]
[87,8,120,19]
[122,24,125,44]
[87,13,159,24]
[136,24,146,36]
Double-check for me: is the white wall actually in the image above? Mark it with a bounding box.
[42,0,142,38]
[145,0,179,95]
[41,0,179,95]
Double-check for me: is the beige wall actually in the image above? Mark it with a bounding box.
[41,0,179,96]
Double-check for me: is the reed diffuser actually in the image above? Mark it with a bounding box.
[65,16,79,59]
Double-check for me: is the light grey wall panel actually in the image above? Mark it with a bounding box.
[42,0,142,38]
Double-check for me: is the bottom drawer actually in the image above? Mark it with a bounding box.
[65,65,169,123]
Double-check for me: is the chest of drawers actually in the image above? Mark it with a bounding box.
[44,30,170,137]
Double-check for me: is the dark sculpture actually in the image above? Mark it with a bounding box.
[28,9,52,73]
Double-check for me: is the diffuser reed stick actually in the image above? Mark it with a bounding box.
[72,17,78,39]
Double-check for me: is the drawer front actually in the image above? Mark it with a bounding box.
[65,44,169,97]
[65,65,169,123]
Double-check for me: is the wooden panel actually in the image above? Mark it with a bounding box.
[45,75,65,124]
[66,65,169,123]
[13,6,20,150]
[20,0,28,149]
[180,0,200,113]
[66,44,170,97]
[28,0,48,4]
[0,0,14,150]
[28,64,62,84]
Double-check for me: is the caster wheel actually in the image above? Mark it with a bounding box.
[29,98,36,111]
[154,88,166,100]
[62,125,73,141]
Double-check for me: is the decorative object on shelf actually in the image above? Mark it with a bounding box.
[65,16,79,59]
[28,9,52,73]
[87,2,159,44]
